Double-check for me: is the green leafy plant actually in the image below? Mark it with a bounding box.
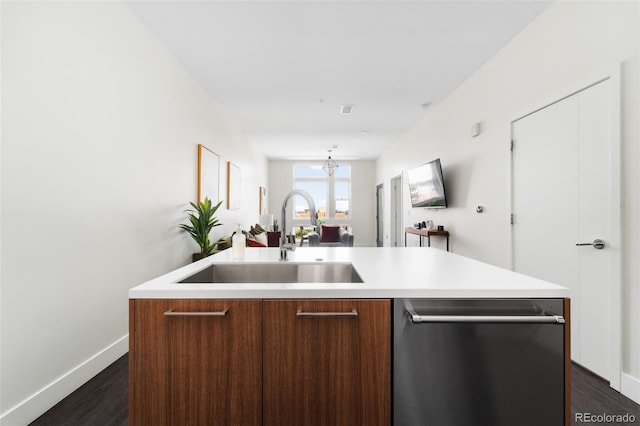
[179,197,224,257]
[272,218,279,231]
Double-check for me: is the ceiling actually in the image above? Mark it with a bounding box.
[127,1,551,160]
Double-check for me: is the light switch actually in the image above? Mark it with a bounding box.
[471,122,482,137]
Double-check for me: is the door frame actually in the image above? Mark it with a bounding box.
[508,64,622,391]
[390,174,403,247]
[376,183,384,247]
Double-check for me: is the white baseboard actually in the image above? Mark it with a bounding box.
[621,372,640,405]
[0,334,128,426]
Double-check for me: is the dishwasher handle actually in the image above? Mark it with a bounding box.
[405,307,565,324]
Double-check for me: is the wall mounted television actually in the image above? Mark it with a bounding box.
[407,158,448,208]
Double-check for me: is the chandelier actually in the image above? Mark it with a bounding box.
[322,151,339,176]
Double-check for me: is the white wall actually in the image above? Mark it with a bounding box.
[0,2,267,424]
[268,160,376,247]
[376,0,639,401]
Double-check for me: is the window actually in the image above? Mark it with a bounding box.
[293,164,351,221]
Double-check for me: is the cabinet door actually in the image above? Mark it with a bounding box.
[129,299,262,426]
[263,299,390,426]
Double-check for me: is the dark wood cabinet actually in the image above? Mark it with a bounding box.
[130,298,389,425]
[129,299,262,426]
[263,299,391,426]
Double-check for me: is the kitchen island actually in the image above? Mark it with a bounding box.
[129,247,569,299]
[129,247,570,426]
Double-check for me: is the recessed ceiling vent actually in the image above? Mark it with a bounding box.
[340,104,354,114]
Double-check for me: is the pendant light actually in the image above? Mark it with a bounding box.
[322,150,339,176]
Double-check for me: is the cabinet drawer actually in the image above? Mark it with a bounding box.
[263,299,390,426]
[129,299,262,426]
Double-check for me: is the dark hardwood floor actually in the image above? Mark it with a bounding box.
[571,363,640,424]
[30,354,639,425]
[29,355,128,426]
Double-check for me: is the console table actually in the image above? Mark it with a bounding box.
[404,227,450,251]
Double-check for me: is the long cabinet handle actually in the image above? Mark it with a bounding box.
[164,309,228,317]
[406,310,564,324]
[296,309,358,317]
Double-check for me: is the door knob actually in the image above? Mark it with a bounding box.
[575,239,605,250]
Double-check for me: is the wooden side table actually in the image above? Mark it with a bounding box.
[404,227,450,251]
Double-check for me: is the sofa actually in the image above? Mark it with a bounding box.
[307,225,354,247]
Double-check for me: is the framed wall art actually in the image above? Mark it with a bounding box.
[259,186,267,214]
[197,144,220,203]
[227,161,241,210]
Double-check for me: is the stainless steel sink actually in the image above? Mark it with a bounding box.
[179,263,363,284]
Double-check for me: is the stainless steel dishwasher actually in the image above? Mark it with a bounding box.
[393,298,566,426]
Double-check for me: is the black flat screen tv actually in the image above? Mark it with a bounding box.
[407,158,448,208]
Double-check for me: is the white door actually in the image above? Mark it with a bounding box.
[512,79,614,381]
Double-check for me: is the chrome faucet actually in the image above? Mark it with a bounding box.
[280,189,318,260]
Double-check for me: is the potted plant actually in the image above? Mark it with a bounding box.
[179,197,224,262]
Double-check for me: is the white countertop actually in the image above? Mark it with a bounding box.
[128,247,569,299]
